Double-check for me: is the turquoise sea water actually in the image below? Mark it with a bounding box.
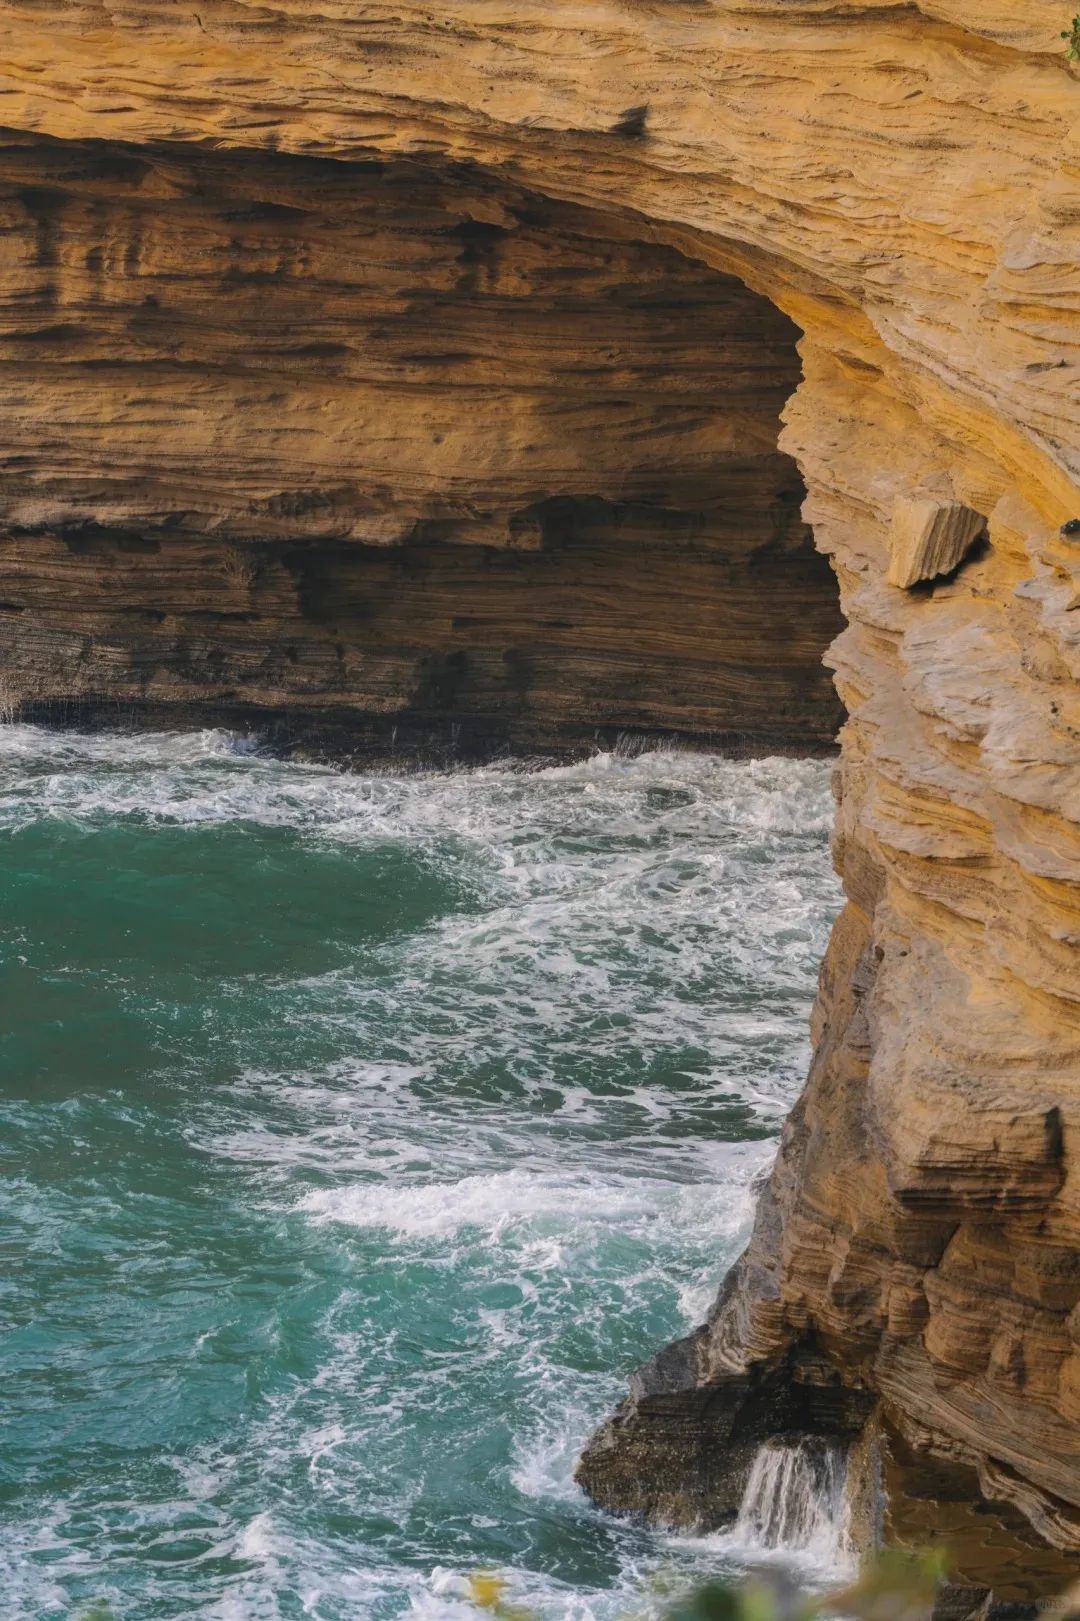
[0,727,842,1620]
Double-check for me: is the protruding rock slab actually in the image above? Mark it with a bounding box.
[574,1328,873,1530]
[888,499,987,589]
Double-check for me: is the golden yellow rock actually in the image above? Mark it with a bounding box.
[0,0,1078,1590]
[0,132,842,754]
[887,499,988,590]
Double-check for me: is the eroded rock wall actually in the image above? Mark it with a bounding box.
[1,0,1079,1577]
[0,131,841,751]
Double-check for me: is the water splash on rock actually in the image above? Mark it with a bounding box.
[733,1440,852,1575]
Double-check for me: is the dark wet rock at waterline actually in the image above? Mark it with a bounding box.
[575,1327,874,1529]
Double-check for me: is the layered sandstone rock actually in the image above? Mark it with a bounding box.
[0,0,1078,1593]
[0,131,842,754]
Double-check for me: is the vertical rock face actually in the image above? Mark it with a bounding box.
[1,0,1079,1584]
[0,133,842,754]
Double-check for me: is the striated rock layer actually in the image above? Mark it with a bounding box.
[1,0,1080,1592]
[0,131,842,754]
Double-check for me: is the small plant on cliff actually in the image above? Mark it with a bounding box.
[1063,15,1080,59]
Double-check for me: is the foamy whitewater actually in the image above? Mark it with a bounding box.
[725,1441,853,1575]
[0,727,844,1619]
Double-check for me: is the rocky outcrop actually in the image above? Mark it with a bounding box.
[1,0,1078,1589]
[887,500,988,591]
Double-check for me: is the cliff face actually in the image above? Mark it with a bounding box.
[2,0,1079,1589]
[0,130,842,753]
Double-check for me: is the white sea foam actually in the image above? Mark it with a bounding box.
[235,1510,278,1561]
[671,1440,855,1588]
[300,1168,660,1241]
[0,722,834,844]
[1,727,843,1620]
[738,1441,851,1570]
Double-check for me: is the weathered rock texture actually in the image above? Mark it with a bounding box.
[0,131,842,754]
[1,0,1079,1588]
[887,500,988,591]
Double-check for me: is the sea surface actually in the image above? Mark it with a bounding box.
[0,726,843,1620]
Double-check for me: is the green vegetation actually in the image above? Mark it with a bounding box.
[675,1552,949,1621]
[467,1549,953,1621]
[72,1550,1080,1620]
[1062,15,1080,59]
